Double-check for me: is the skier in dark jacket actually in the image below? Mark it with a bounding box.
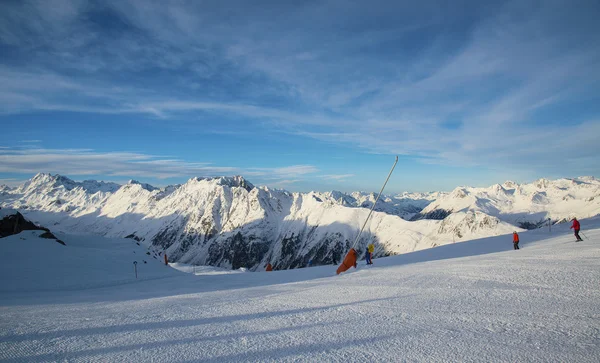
[512,231,520,250]
[570,218,583,242]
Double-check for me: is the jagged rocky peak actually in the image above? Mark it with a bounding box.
[125,179,158,192]
[329,190,356,205]
[328,190,345,199]
[450,187,468,199]
[228,175,254,191]
[489,184,506,194]
[187,175,255,192]
[26,173,121,194]
[534,178,550,189]
[30,173,77,190]
[80,179,121,193]
[502,180,517,189]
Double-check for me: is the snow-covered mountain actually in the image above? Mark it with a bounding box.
[414,177,600,228]
[1,173,598,270]
[314,190,440,220]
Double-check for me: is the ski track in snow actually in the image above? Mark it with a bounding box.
[1,222,600,362]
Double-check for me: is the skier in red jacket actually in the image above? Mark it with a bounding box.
[512,231,520,250]
[570,218,583,242]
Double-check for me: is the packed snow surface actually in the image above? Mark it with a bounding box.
[1,219,599,362]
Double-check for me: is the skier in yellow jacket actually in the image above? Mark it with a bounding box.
[366,243,375,265]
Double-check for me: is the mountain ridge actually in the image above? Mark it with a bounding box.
[1,173,598,270]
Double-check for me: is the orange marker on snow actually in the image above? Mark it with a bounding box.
[336,248,357,275]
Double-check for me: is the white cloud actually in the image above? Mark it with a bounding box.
[323,174,355,181]
[0,147,319,181]
[272,165,319,177]
[0,0,598,178]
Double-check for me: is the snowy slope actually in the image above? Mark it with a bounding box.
[1,218,599,362]
[1,174,598,271]
[0,230,180,293]
[416,177,600,228]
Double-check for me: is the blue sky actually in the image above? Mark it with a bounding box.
[0,0,599,193]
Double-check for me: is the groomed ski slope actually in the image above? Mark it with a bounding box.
[1,219,599,362]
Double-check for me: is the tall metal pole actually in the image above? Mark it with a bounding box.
[351,156,398,250]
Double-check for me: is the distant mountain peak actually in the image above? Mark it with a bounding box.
[126,180,157,192]
[502,180,516,189]
[2,173,599,270]
[29,173,77,190]
[450,187,469,199]
[187,175,255,192]
[32,172,73,183]
[534,178,550,188]
[25,173,120,194]
[489,184,506,193]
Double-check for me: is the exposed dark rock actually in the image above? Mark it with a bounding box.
[125,233,142,242]
[518,220,547,230]
[39,231,66,245]
[205,232,270,270]
[228,232,270,270]
[303,234,349,267]
[152,220,185,250]
[201,219,218,242]
[0,210,65,245]
[411,209,452,221]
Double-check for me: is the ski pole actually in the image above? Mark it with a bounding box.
[581,231,589,239]
[351,156,398,250]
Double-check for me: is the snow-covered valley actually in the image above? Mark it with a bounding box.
[1,217,599,362]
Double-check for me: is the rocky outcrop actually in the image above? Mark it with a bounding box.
[0,209,65,245]
[411,209,452,221]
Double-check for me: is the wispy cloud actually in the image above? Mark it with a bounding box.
[0,0,598,179]
[323,174,355,181]
[271,165,319,177]
[0,147,319,182]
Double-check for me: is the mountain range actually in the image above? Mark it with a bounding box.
[1,173,598,270]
